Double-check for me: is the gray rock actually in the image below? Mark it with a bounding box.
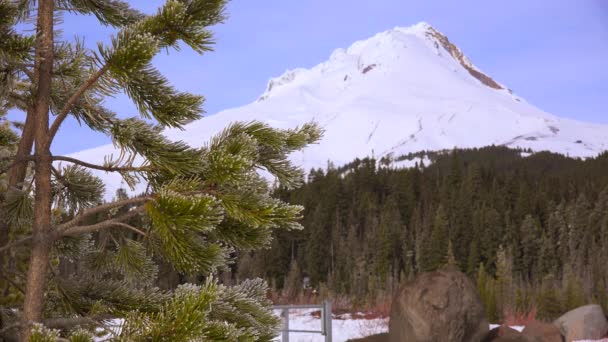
[553,304,608,341]
[347,333,389,342]
[482,325,527,342]
[522,321,563,342]
[388,268,489,342]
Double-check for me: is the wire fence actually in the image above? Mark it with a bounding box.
[273,301,332,342]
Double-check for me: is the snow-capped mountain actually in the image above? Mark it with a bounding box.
[71,22,608,197]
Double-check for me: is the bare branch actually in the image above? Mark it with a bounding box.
[0,322,21,337]
[52,155,149,173]
[0,155,34,175]
[1,207,147,252]
[61,207,146,237]
[0,160,17,175]
[57,196,151,230]
[113,222,147,237]
[48,65,109,142]
[42,315,112,330]
[20,66,35,82]
[0,236,32,254]
[0,268,25,294]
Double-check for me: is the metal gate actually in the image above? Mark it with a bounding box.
[273,301,332,342]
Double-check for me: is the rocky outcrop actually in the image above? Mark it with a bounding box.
[425,27,503,90]
[347,333,389,342]
[553,304,608,341]
[521,321,563,342]
[388,268,488,342]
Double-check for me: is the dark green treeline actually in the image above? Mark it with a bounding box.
[236,146,608,321]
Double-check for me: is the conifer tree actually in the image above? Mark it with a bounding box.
[422,205,449,272]
[476,263,497,322]
[445,240,458,268]
[518,215,541,280]
[495,245,514,314]
[536,275,562,320]
[0,0,322,340]
[562,264,586,312]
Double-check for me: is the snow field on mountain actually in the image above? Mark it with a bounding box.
[70,22,608,200]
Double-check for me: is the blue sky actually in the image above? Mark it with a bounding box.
[15,0,608,154]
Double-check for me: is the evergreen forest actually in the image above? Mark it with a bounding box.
[239,147,608,321]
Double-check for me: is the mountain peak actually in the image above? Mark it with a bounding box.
[422,25,505,90]
[258,22,508,102]
[71,23,608,199]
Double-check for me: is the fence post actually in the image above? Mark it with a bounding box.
[281,308,289,342]
[324,300,332,342]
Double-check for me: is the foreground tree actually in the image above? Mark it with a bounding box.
[0,0,322,340]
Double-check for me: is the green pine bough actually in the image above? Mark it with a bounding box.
[0,0,323,340]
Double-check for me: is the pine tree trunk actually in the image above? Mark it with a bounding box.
[21,0,55,339]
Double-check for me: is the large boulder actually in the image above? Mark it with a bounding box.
[347,333,389,342]
[521,321,563,342]
[388,268,489,342]
[482,325,527,342]
[553,304,608,341]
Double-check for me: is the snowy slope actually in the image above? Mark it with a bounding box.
[70,22,608,198]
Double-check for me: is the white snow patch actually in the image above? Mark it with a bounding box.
[387,156,432,169]
[489,324,524,332]
[273,309,387,342]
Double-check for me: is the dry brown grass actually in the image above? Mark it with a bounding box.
[502,306,538,326]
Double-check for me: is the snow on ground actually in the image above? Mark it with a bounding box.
[273,309,388,342]
[93,311,608,342]
[386,156,432,169]
[489,324,524,332]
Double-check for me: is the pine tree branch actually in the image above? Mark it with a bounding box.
[61,206,146,236]
[7,107,36,188]
[0,322,21,338]
[0,236,32,254]
[0,160,17,175]
[48,65,109,142]
[42,316,108,330]
[58,196,152,230]
[113,222,147,237]
[0,155,34,175]
[52,155,149,172]
[0,207,147,254]
[20,65,34,82]
[0,268,25,294]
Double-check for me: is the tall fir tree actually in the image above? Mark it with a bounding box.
[421,205,449,272]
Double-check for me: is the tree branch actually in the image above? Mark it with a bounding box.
[113,222,147,237]
[0,206,147,254]
[0,322,21,338]
[48,65,109,142]
[0,268,25,294]
[0,160,17,176]
[61,207,146,237]
[0,236,32,255]
[42,315,112,330]
[52,155,149,173]
[0,155,34,175]
[57,196,152,230]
